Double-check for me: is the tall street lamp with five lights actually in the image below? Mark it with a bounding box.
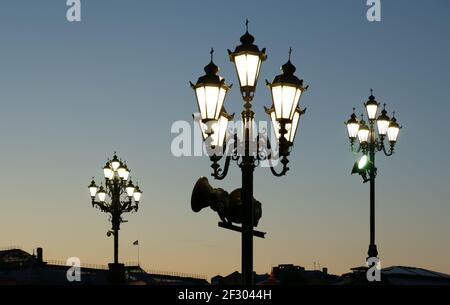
[345,90,401,263]
[190,21,308,285]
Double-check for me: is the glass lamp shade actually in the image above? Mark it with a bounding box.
[133,186,142,202]
[269,109,281,140]
[267,58,306,121]
[288,109,302,144]
[117,164,127,179]
[198,110,233,147]
[366,104,378,120]
[346,112,360,139]
[376,108,390,136]
[231,53,263,89]
[89,186,98,197]
[365,94,379,120]
[111,155,121,171]
[122,169,130,181]
[244,115,256,142]
[228,29,266,92]
[97,186,106,202]
[191,53,231,122]
[357,121,370,143]
[268,107,303,143]
[103,164,113,179]
[126,181,135,197]
[88,180,98,198]
[270,84,302,121]
[387,117,400,142]
[194,85,228,122]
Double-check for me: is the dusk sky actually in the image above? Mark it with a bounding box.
[0,0,449,278]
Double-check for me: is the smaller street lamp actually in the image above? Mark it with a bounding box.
[345,90,402,262]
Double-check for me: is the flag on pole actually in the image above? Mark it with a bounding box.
[133,240,139,246]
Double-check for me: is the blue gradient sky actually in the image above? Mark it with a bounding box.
[0,0,449,277]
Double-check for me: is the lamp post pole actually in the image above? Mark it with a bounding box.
[190,22,307,285]
[88,153,143,283]
[368,124,377,258]
[241,101,255,284]
[345,91,401,263]
[112,190,120,264]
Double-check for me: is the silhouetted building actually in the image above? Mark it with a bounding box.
[211,271,270,285]
[339,265,450,285]
[270,264,339,285]
[211,264,338,285]
[0,247,208,285]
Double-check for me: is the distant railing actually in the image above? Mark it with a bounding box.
[46,260,109,270]
[143,268,207,280]
[45,259,207,280]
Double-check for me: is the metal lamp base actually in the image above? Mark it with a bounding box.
[367,244,379,260]
[108,263,125,285]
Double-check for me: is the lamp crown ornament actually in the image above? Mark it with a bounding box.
[240,23,254,46]
[348,110,358,123]
[203,48,219,75]
[360,114,366,125]
[390,112,399,126]
[229,19,265,55]
[112,153,118,162]
[377,104,390,120]
[191,49,226,87]
[363,89,380,120]
[269,48,305,88]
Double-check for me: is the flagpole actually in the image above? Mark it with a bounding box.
[137,243,140,266]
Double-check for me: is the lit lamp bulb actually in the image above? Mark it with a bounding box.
[133,185,142,202]
[357,117,370,144]
[126,180,135,198]
[346,109,360,140]
[118,163,127,180]
[88,179,98,198]
[97,185,106,202]
[387,114,400,143]
[103,163,113,180]
[111,154,121,171]
[364,91,379,120]
[376,105,390,136]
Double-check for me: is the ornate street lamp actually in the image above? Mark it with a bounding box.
[190,21,307,285]
[88,153,142,284]
[345,90,401,263]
